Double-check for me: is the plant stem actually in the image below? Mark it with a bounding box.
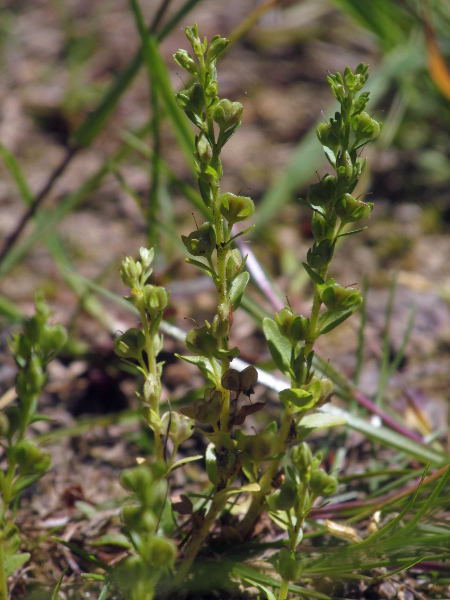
[139,304,164,461]
[0,541,7,600]
[278,577,290,600]
[241,404,295,536]
[174,493,223,584]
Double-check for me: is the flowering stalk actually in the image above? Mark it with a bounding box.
[173,24,259,581]
[239,63,380,600]
[0,293,66,600]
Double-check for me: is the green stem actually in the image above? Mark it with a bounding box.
[278,578,290,600]
[240,404,295,535]
[138,304,164,462]
[175,492,223,585]
[0,540,7,600]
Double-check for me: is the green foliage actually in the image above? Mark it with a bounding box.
[0,293,67,599]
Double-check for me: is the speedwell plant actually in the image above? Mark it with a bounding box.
[114,24,379,600]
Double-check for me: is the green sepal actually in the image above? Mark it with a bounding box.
[229,272,249,310]
[302,263,325,285]
[262,318,293,378]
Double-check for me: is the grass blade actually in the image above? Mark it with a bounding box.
[321,405,448,465]
[72,0,203,147]
[51,565,68,600]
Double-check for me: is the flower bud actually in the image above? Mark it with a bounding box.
[173,49,198,76]
[185,326,216,359]
[226,249,243,281]
[161,411,194,445]
[277,548,302,582]
[236,430,277,462]
[14,440,51,475]
[275,308,309,342]
[291,442,313,479]
[181,222,216,257]
[121,505,156,533]
[213,99,243,131]
[16,354,46,400]
[142,285,169,319]
[194,388,222,424]
[306,239,335,270]
[114,328,146,360]
[139,247,154,271]
[311,211,334,242]
[320,281,361,312]
[40,324,67,365]
[196,133,213,164]
[120,256,142,288]
[175,83,204,114]
[205,80,218,98]
[113,555,143,589]
[267,478,298,512]
[316,123,340,154]
[220,193,255,225]
[352,111,380,141]
[120,465,153,496]
[309,468,338,497]
[335,193,373,223]
[185,23,205,58]
[212,312,230,339]
[143,373,160,408]
[147,536,177,567]
[337,150,354,182]
[206,35,229,63]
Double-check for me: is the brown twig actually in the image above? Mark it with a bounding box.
[0,146,78,263]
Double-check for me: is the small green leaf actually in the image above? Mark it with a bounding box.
[175,354,218,386]
[241,578,277,600]
[216,482,260,503]
[185,258,216,277]
[185,110,204,129]
[168,454,203,473]
[318,308,359,335]
[90,534,133,549]
[262,318,292,377]
[4,552,30,577]
[302,262,325,285]
[229,272,249,310]
[298,412,346,434]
